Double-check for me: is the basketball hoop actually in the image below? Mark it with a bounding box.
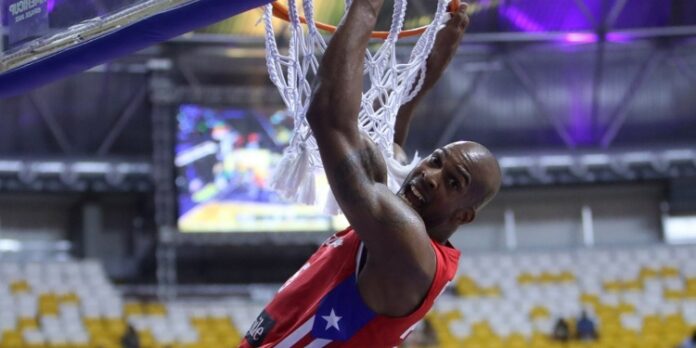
[264,0,455,212]
[270,0,461,39]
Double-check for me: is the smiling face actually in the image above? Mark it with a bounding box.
[397,141,501,241]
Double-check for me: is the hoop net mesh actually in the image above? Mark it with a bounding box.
[264,0,450,213]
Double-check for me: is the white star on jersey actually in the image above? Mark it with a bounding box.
[322,308,342,331]
[328,238,343,248]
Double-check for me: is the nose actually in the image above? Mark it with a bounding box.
[422,168,439,190]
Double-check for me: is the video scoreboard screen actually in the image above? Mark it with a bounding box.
[175,104,346,233]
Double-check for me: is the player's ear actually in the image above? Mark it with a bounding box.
[453,207,476,225]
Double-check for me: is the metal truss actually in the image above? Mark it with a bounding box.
[599,51,664,148]
[97,83,150,155]
[498,148,696,187]
[0,158,152,192]
[170,231,330,247]
[149,59,179,300]
[4,147,690,194]
[2,60,151,159]
[175,85,283,105]
[27,93,74,154]
[505,57,577,149]
[436,70,489,147]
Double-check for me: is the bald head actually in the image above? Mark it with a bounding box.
[442,141,501,211]
[397,140,501,241]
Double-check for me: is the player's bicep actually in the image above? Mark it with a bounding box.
[315,129,383,210]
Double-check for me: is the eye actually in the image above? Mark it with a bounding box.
[430,154,442,167]
[448,178,461,190]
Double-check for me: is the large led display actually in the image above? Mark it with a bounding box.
[176,104,346,232]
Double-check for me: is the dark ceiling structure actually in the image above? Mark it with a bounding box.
[1,0,695,193]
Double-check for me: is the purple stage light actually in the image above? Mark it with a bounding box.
[569,100,593,146]
[502,6,544,32]
[501,1,595,33]
[606,32,634,43]
[47,0,56,12]
[563,32,597,44]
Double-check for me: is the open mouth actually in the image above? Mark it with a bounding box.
[407,182,426,205]
[409,184,425,204]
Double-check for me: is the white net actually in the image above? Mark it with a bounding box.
[264,0,450,213]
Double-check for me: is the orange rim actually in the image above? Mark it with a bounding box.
[271,0,460,40]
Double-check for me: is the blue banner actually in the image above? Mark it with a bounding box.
[3,0,49,46]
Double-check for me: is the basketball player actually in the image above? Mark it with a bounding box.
[240,1,501,347]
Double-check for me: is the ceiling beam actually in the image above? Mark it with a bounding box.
[600,51,663,148]
[435,70,488,147]
[505,58,576,149]
[27,93,74,154]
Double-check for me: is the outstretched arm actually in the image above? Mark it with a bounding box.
[394,4,470,152]
[306,0,435,314]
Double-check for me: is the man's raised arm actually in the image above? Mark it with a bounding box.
[394,4,470,151]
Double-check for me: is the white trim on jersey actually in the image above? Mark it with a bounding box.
[305,338,332,348]
[354,242,365,280]
[399,321,419,340]
[276,317,315,348]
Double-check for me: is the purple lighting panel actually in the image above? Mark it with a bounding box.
[611,0,669,30]
[605,32,634,43]
[500,0,596,32]
[563,32,597,44]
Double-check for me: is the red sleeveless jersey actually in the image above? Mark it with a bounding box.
[239,227,460,348]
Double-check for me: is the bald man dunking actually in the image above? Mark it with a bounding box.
[240,1,501,347]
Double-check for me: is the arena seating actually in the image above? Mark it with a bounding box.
[0,260,262,348]
[427,245,696,348]
[1,245,695,348]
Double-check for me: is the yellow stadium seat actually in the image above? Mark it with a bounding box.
[427,312,462,347]
[539,272,555,283]
[84,318,103,330]
[58,292,80,304]
[639,267,660,279]
[18,318,38,330]
[623,279,642,291]
[580,293,600,305]
[144,302,168,316]
[455,275,476,287]
[530,306,551,319]
[9,280,31,294]
[685,288,696,298]
[617,302,635,313]
[603,281,622,292]
[560,271,576,282]
[103,318,126,337]
[686,278,696,289]
[123,302,145,315]
[479,286,502,297]
[38,293,60,316]
[661,266,680,278]
[530,333,554,348]
[0,333,23,348]
[504,333,527,347]
[517,272,535,284]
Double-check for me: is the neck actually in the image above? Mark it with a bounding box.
[427,224,457,245]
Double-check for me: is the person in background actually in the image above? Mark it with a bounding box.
[552,317,570,342]
[120,324,139,348]
[576,310,599,341]
[676,330,696,348]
